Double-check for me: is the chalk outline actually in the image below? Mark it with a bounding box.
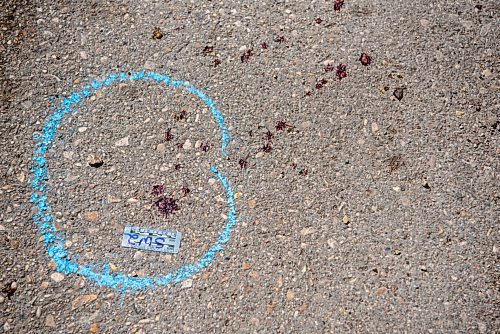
[31,72,237,291]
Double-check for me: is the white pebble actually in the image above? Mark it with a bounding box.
[50,272,65,282]
[183,139,192,150]
[115,136,129,147]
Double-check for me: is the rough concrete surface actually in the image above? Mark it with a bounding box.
[0,0,498,333]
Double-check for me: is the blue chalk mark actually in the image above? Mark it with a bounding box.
[31,72,238,292]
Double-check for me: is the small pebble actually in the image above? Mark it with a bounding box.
[63,151,74,160]
[181,279,193,289]
[248,199,256,209]
[50,272,65,282]
[115,136,129,147]
[376,287,388,296]
[107,195,122,203]
[393,88,404,101]
[156,143,166,152]
[248,271,260,279]
[242,262,252,270]
[90,323,100,333]
[300,227,315,236]
[182,139,192,150]
[480,24,491,36]
[87,153,103,167]
[84,211,99,222]
[45,315,56,328]
[482,68,492,77]
[300,121,312,129]
[71,294,98,310]
[343,215,350,225]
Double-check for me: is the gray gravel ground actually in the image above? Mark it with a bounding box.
[1,0,499,333]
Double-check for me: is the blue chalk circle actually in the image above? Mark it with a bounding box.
[31,72,238,292]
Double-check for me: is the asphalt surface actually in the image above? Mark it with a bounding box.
[0,0,498,333]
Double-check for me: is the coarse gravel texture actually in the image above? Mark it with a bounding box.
[1,0,498,333]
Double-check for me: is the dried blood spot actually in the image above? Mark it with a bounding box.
[299,168,309,176]
[359,53,372,66]
[334,0,344,11]
[275,121,293,131]
[155,196,180,217]
[174,163,182,170]
[241,49,253,63]
[324,64,335,72]
[275,36,286,43]
[152,184,165,197]
[315,17,323,24]
[262,143,273,153]
[239,158,248,169]
[200,142,210,152]
[180,186,190,197]
[305,90,313,96]
[1,283,17,299]
[174,110,187,121]
[264,130,274,141]
[316,79,328,89]
[165,128,173,141]
[213,58,222,67]
[336,64,348,80]
[261,42,268,49]
[316,82,324,89]
[203,45,214,55]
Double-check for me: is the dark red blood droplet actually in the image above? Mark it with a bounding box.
[180,186,190,197]
[155,196,180,217]
[239,158,248,169]
[334,0,344,11]
[152,184,165,197]
[359,53,372,66]
[275,121,293,131]
[165,128,173,141]
[262,143,273,153]
[336,64,348,80]
[241,49,253,63]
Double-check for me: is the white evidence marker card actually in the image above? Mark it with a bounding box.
[121,226,182,254]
